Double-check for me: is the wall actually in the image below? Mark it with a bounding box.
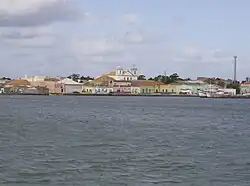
[28,80,61,94]
[113,86,131,93]
[131,86,140,94]
[63,84,83,94]
[241,84,250,94]
[140,86,156,94]
[218,88,236,95]
[160,84,183,94]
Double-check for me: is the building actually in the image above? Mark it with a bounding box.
[108,66,138,81]
[131,80,164,94]
[160,83,184,94]
[82,74,114,94]
[23,76,61,94]
[240,83,250,95]
[110,80,131,93]
[3,79,49,94]
[0,78,11,84]
[56,78,83,94]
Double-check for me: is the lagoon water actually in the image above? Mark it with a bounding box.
[0,95,250,185]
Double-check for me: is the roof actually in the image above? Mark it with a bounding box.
[57,78,82,85]
[6,79,31,86]
[91,74,115,84]
[131,80,164,87]
[114,80,131,82]
[185,80,205,84]
[106,71,116,76]
[44,77,60,82]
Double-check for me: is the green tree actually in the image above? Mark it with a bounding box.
[138,75,146,80]
[226,83,241,94]
[68,73,80,82]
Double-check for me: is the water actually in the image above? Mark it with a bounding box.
[0,96,250,185]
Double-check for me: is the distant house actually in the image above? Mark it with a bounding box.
[56,78,83,94]
[131,80,164,94]
[22,76,61,94]
[240,83,250,94]
[3,79,49,94]
[110,80,132,93]
[108,66,138,81]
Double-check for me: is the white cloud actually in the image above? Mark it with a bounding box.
[71,37,124,57]
[4,36,55,48]
[0,0,80,27]
[124,31,144,44]
[0,26,55,47]
[123,13,138,24]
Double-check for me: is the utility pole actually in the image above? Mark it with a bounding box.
[233,56,237,84]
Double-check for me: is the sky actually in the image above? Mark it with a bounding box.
[0,0,249,80]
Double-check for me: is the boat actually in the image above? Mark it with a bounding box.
[198,92,207,98]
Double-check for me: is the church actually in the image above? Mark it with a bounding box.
[109,66,138,81]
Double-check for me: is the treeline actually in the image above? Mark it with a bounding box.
[67,74,94,83]
[0,77,11,80]
[138,73,189,84]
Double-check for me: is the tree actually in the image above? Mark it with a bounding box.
[138,75,146,80]
[226,83,241,94]
[68,74,80,82]
[1,77,11,80]
[80,76,94,81]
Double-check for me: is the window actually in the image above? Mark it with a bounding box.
[149,89,151,93]
[142,89,145,93]
[166,89,168,92]
[156,89,158,93]
[172,89,174,92]
[146,88,148,93]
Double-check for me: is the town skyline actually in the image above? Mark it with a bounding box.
[0,0,250,79]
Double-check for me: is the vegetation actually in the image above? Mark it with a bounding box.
[0,77,11,80]
[67,74,94,82]
[148,73,184,84]
[138,75,146,80]
[226,83,241,94]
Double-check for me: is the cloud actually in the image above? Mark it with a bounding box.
[0,26,55,47]
[71,37,124,58]
[0,0,80,27]
[124,31,144,44]
[123,13,138,24]
[172,46,233,64]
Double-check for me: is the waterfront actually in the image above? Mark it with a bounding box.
[0,96,250,185]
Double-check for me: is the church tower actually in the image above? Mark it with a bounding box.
[130,64,138,76]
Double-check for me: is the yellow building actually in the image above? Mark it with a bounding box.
[160,83,184,94]
[131,80,164,94]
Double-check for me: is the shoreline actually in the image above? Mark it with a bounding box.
[1,93,250,99]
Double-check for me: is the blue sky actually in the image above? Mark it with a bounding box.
[0,0,249,80]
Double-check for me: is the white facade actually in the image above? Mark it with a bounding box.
[218,88,236,96]
[241,84,250,94]
[23,76,47,82]
[131,86,140,94]
[109,66,138,81]
[82,86,113,94]
[57,78,83,94]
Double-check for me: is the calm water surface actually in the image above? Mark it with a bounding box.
[0,96,250,185]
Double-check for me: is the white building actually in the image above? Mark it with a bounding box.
[23,75,47,82]
[57,78,83,94]
[109,66,138,81]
